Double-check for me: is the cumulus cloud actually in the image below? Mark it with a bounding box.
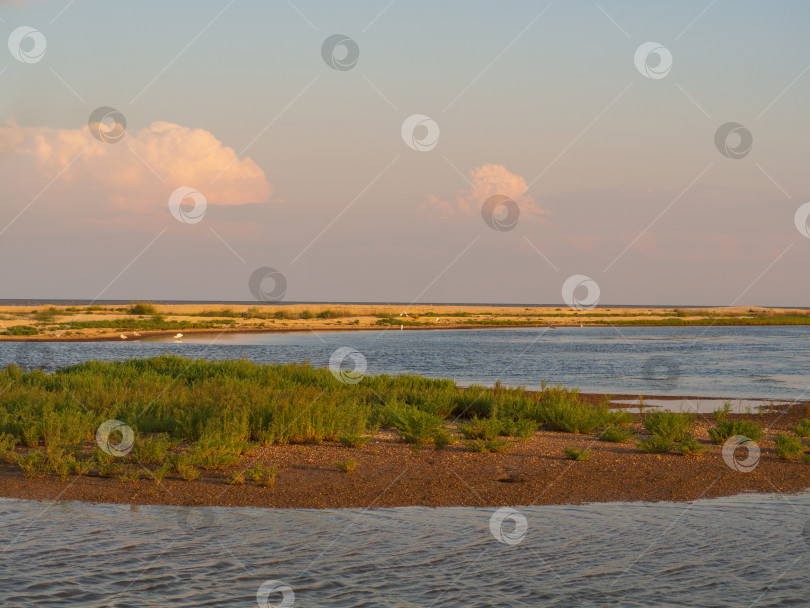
[0,121,272,223]
[420,164,546,222]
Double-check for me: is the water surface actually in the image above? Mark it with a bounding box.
[1,493,807,607]
[3,326,808,399]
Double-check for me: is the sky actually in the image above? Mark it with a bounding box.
[0,0,808,305]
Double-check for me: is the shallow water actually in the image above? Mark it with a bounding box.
[1,492,808,607]
[3,326,809,399]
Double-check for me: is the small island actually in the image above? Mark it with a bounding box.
[1,302,809,342]
[1,356,808,509]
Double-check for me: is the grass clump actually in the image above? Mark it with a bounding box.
[338,433,371,448]
[792,419,810,437]
[228,471,245,485]
[335,459,358,473]
[643,411,694,442]
[597,426,636,443]
[129,302,159,315]
[246,463,279,486]
[708,420,763,444]
[0,433,18,463]
[392,407,443,447]
[465,438,510,453]
[133,433,174,464]
[175,462,201,481]
[774,433,803,460]
[637,436,674,454]
[432,428,454,449]
[536,389,615,434]
[563,446,590,461]
[3,325,39,336]
[675,436,705,456]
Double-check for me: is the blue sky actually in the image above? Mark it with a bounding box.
[0,1,808,304]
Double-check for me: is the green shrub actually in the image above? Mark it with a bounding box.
[708,420,763,444]
[4,325,39,336]
[792,419,810,437]
[33,307,60,323]
[0,433,18,463]
[16,450,46,477]
[392,407,443,446]
[465,438,510,453]
[774,433,803,460]
[338,433,370,448]
[133,433,174,464]
[459,416,502,440]
[597,426,636,443]
[675,436,705,456]
[175,462,201,481]
[563,446,590,461]
[713,402,732,423]
[335,459,358,473]
[537,390,613,434]
[643,411,694,441]
[637,436,674,453]
[246,463,279,486]
[432,428,454,449]
[129,302,158,315]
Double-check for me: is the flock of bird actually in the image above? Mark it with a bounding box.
[120,332,183,340]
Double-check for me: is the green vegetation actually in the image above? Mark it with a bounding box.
[792,419,810,437]
[597,425,636,443]
[465,437,510,453]
[432,428,455,449]
[774,434,803,460]
[563,446,590,461]
[675,436,705,456]
[246,463,279,486]
[335,459,358,473]
[339,433,371,448]
[129,302,159,315]
[708,420,763,444]
[637,436,674,453]
[3,325,39,336]
[642,411,694,442]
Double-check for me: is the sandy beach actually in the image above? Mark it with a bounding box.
[1,303,808,342]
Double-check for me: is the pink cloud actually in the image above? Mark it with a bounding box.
[421,163,547,222]
[0,121,273,220]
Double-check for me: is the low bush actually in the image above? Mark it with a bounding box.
[128,302,159,315]
[637,436,674,454]
[708,420,763,444]
[335,459,358,473]
[792,419,810,437]
[643,411,694,442]
[338,433,370,448]
[597,426,636,443]
[563,446,590,461]
[774,433,803,460]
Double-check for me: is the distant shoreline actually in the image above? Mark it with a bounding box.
[2,303,809,342]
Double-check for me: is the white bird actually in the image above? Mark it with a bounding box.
[400,324,403,331]
[580,323,583,328]
[120,334,127,340]
[174,333,183,339]
[133,331,141,337]
[435,317,439,322]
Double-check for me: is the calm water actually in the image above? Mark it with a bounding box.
[1,493,808,607]
[3,326,809,399]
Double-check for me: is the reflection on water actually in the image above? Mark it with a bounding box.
[1,492,808,607]
[2,326,810,399]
